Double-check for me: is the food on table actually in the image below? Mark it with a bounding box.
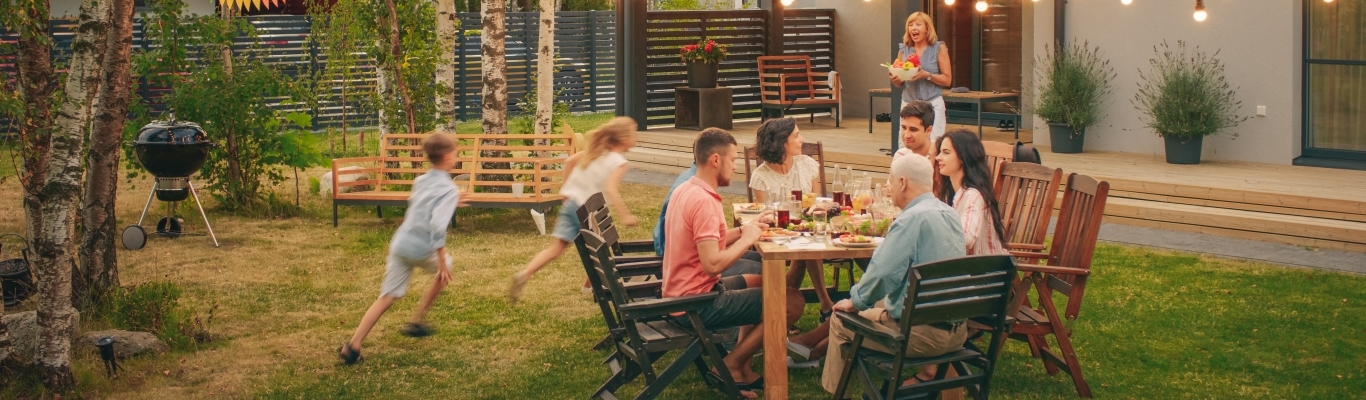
[786,220,814,232]
[761,228,799,238]
[838,234,873,244]
[740,203,764,211]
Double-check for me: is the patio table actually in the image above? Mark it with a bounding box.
[733,204,876,399]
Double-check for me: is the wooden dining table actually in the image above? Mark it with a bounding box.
[733,204,877,399]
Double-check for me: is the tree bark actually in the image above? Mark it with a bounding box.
[82,0,135,307]
[535,0,553,136]
[436,0,458,133]
[17,0,81,390]
[383,0,418,133]
[0,301,25,386]
[376,61,392,136]
[480,0,508,135]
[52,0,111,311]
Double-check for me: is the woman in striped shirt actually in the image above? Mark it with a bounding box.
[933,129,1009,256]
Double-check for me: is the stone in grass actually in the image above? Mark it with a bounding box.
[77,330,169,360]
[3,310,81,361]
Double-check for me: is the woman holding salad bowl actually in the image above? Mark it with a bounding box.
[890,12,953,146]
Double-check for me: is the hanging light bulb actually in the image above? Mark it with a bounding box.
[781,0,794,6]
[975,0,988,12]
[945,0,955,5]
[1121,0,1132,4]
[1193,0,1207,21]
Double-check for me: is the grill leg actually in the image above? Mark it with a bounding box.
[187,181,219,247]
[333,203,339,227]
[376,206,383,218]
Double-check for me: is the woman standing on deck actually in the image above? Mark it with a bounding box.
[891,12,953,146]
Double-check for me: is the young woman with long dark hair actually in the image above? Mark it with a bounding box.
[933,129,1008,255]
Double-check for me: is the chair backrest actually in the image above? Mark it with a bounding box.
[757,55,817,103]
[742,141,828,203]
[993,162,1064,249]
[1046,173,1110,320]
[896,255,1017,332]
[981,141,1015,186]
[580,211,634,314]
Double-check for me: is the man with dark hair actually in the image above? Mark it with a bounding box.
[664,128,804,397]
[894,100,936,159]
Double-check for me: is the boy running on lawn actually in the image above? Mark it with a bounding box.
[338,134,461,364]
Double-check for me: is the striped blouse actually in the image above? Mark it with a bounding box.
[952,188,1009,256]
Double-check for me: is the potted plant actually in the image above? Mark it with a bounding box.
[1032,41,1115,154]
[679,39,727,88]
[1133,41,1248,164]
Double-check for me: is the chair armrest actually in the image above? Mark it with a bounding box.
[1017,264,1090,276]
[615,260,662,278]
[1010,250,1048,262]
[1009,243,1046,251]
[617,292,720,321]
[623,280,662,300]
[618,240,656,255]
[834,311,905,342]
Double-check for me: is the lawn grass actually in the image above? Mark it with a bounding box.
[1,115,1363,399]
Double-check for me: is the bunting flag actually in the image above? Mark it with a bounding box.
[218,0,284,12]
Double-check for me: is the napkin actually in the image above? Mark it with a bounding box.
[785,238,827,250]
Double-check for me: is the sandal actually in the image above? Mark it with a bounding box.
[401,322,434,338]
[787,324,802,336]
[819,309,833,324]
[337,343,363,365]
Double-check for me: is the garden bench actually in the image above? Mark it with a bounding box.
[329,132,576,232]
[757,55,841,126]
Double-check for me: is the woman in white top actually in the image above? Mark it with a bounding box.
[749,117,836,329]
[934,129,1009,256]
[510,117,641,304]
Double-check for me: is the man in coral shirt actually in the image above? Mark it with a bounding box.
[663,128,805,398]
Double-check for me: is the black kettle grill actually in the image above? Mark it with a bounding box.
[122,116,220,250]
[0,234,34,307]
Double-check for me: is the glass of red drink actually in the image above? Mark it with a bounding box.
[777,209,790,228]
[791,189,802,201]
[833,191,845,206]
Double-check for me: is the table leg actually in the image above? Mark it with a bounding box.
[762,259,789,399]
[976,100,984,139]
[867,93,873,134]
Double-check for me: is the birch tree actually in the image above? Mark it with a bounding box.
[81,0,136,306]
[382,0,418,133]
[436,0,458,132]
[480,0,510,189]
[0,301,19,385]
[534,0,553,135]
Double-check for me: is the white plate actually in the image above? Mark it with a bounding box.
[832,237,884,248]
[736,203,765,214]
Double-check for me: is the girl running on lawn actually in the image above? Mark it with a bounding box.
[508,117,640,304]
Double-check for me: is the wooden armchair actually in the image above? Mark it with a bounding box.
[831,255,1018,400]
[740,141,829,203]
[757,55,841,126]
[1008,173,1109,398]
[993,162,1064,259]
[574,192,666,351]
[982,140,1015,187]
[580,210,742,400]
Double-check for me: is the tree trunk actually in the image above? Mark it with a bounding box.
[52,0,111,311]
[534,0,553,136]
[82,0,135,307]
[221,7,244,203]
[0,301,25,386]
[18,0,81,389]
[383,0,418,133]
[480,0,510,191]
[376,63,391,136]
[436,0,458,133]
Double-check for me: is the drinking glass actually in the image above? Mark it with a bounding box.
[812,210,828,239]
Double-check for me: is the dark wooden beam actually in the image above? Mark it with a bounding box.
[760,0,785,55]
[889,0,923,150]
[1055,0,1066,47]
[616,0,648,130]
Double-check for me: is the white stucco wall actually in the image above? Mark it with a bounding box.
[791,0,891,119]
[1032,0,1302,164]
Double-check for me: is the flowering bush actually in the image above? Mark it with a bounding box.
[679,39,727,64]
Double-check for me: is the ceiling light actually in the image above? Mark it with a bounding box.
[1121,0,1132,4]
[781,0,794,5]
[976,0,988,12]
[945,0,955,5]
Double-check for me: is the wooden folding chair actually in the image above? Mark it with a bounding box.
[574,192,665,352]
[992,162,1064,257]
[741,141,829,203]
[580,210,743,400]
[1007,173,1109,398]
[831,255,1017,400]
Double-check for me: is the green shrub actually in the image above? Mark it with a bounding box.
[103,282,217,351]
[1033,41,1115,136]
[1133,40,1248,140]
[309,176,321,194]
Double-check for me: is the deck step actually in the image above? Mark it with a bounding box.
[1105,197,1366,253]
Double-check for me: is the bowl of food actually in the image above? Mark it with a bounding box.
[887,65,919,81]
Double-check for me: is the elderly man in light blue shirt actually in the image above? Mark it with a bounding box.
[820,153,967,393]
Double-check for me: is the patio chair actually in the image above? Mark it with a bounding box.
[740,142,857,299]
[1005,173,1109,398]
[580,210,743,400]
[992,162,1064,257]
[574,192,664,351]
[758,55,841,126]
[831,255,1017,400]
[981,141,1015,187]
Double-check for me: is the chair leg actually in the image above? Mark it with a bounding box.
[376,206,383,218]
[594,352,641,400]
[332,203,339,227]
[689,312,741,398]
[638,342,704,400]
[832,336,864,400]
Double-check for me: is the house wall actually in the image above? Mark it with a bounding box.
[790,0,891,119]
[51,0,217,18]
[1031,0,1303,164]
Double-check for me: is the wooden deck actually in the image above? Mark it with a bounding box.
[630,116,1366,253]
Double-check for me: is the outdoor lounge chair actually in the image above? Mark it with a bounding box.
[758,55,841,126]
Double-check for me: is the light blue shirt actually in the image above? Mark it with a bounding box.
[897,41,944,103]
[389,169,461,260]
[654,164,699,256]
[849,192,965,318]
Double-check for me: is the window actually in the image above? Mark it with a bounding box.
[1303,0,1366,160]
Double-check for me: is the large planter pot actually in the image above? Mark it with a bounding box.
[1163,135,1204,164]
[1047,123,1085,154]
[686,60,719,88]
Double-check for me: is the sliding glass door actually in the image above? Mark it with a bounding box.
[1304,0,1366,160]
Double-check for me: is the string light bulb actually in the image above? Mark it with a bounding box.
[975,0,988,12]
[1193,0,1207,21]
[780,0,793,6]
[1121,0,1132,4]
[945,0,954,5]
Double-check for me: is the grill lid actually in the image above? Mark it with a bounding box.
[134,119,210,146]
